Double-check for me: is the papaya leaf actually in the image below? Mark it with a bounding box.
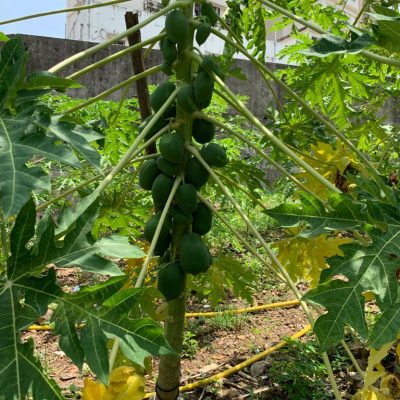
[0,199,171,398]
[266,192,367,238]
[303,226,400,350]
[0,37,27,109]
[192,256,256,306]
[305,32,374,57]
[371,302,400,348]
[0,37,101,218]
[272,234,352,287]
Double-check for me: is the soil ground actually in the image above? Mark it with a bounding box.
[23,268,365,400]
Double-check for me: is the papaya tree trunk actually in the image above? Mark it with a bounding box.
[156,2,194,399]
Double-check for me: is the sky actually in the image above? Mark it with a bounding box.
[1,1,66,38]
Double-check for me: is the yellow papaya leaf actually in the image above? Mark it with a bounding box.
[104,366,146,400]
[273,234,352,287]
[354,342,397,400]
[82,378,107,400]
[295,141,360,199]
[380,374,400,398]
[353,387,391,400]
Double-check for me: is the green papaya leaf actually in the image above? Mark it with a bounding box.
[303,226,400,350]
[370,301,400,348]
[266,193,367,238]
[0,199,172,398]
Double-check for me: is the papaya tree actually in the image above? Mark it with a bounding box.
[0,0,399,399]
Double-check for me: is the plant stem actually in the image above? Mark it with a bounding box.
[48,1,191,74]
[0,0,133,26]
[258,0,400,68]
[341,340,365,377]
[188,145,342,399]
[63,65,163,115]
[67,34,165,80]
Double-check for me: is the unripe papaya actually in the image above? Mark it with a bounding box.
[200,143,227,167]
[192,118,215,144]
[169,206,193,225]
[164,104,176,119]
[177,85,197,114]
[159,248,171,264]
[157,156,182,176]
[175,183,198,215]
[162,0,170,6]
[193,71,214,109]
[151,81,176,112]
[144,211,172,242]
[159,132,184,163]
[152,173,174,210]
[161,63,174,76]
[139,159,160,190]
[196,21,211,45]
[161,38,178,65]
[157,261,185,301]
[185,157,209,188]
[139,115,168,140]
[192,203,213,235]
[154,233,171,256]
[201,55,217,74]
[165,9,189,46]
[179,233,211,275]
[201,2,219,26]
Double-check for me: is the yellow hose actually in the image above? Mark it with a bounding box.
[26,299,300,331]
[143,324,312,398]
[185,299,299,318]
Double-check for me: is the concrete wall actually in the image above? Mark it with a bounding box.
[20,34,285,118]
[17,34,399,124]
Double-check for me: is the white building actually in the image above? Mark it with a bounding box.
[66,0,364,63]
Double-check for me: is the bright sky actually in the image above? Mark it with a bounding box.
[0,1,66,38]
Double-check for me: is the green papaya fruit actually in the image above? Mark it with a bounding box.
[157,261,185,301]
[179,233,211,275]
[201,55,217,74]
[175,183,198,215]
[144,211,172,242]
[161,63,174,76]
[185,157,209,188]
[157,156,182,176]
[196,21,211,45]
[151,81,176,112]
[193,71,214,109]
[161,38,178,65]
[200,143,228,167]
[152,173,174,210]
[162,0,170,6]
[154,233,171,256]
[159,132,184,163]
[177,85,197,114]
[201,2,219,26]
[169,206,193,225]
[139,159,161,190]
[159,248,171,264]
[192,203,213,235]
[165,9,189,46]
[192,118,215,144]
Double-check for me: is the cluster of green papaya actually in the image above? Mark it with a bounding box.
[138,2,227,301]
